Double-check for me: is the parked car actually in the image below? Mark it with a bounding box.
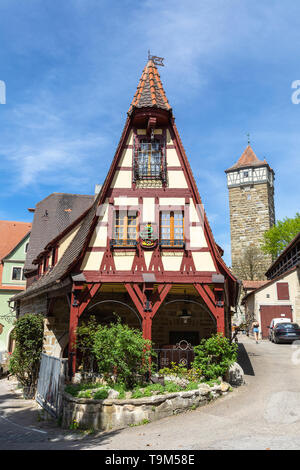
[270,322,300,344]
[268,317,292,341]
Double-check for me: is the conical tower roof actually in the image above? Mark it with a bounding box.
[225,145,270,172]
[128,59,172,115]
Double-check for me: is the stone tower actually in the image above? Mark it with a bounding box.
[225,145,275,279]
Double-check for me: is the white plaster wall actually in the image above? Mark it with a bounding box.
[113,254,135,271]
[119,148,132,167]
[167,148,181,166]
[161,254,183,271]
[89,225,108,248]
[159,198,185,206]
[81,252,104,271]
[189,226,208,248]
[142,198,155,222]
[114,197,139,207]
[111,171,132,188]
[192,252,216,272]
[58,225,80,261]
[168,170,188,188]
[126,130,133,145]
[144,251,152,270]
[253,270,300,322]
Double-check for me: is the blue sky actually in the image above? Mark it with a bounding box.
[0,0,299,266]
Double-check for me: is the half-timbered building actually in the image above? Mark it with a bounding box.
[12,59,239,375]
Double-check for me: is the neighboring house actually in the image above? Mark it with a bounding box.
[0,221,32,353]
[24,192,95,286]
[242,232,300,338]
[12,58,239,376]
[233,280,268,325]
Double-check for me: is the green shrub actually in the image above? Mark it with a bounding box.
[184,382,199,391]
[78,390,93,398]
[111,382,126,399]
[93,389,109,400]
[9,314,44,398]
[65,382,109,398]
[164,381,182,393]
[76,316,98,370]
[92,319,154,388]
[159,362,202,382]
[147,383,165,394]
[192,333,237,380]
[131,388,144,399]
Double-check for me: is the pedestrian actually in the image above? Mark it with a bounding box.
[252,320,260,343]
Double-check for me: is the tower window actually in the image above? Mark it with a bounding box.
[243,171,249,178]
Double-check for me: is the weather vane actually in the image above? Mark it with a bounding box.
[148,50,165,66]
[246,133,250,145]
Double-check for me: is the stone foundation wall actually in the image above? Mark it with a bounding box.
[62,383,230,431]
[44,296,69,357]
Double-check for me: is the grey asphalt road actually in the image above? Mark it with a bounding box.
[1,335,300,450]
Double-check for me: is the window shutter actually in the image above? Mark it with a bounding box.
[276,282,290,300]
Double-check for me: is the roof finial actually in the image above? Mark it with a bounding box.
[148,50,165,67]
[246,133,250,145]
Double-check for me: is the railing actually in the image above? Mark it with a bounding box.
[110,239,138,248]
[36,353,68,418]
[159,239,185,248]
[153,346,195,371]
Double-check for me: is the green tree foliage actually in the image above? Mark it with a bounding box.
[91,319,154,388]
[9,314,44,397]
[262,213,300,258]
[192,333,237,380]
[76,315,98,370]
[234,246,266,281]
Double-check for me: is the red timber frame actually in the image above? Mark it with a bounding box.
[68,282,101,376]
[124,283,172,341]
[193,283,225,334]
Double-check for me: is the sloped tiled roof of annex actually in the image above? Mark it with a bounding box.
[128,59,172,115]
[0,221,32,261]
[225,145,272,172]
[24,193,94,273]
[12,190,102,301]
[242,280,268,290]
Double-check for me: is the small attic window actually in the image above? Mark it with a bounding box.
[243,171,249,178]
[25,242,29,253]
[133,135,166,183]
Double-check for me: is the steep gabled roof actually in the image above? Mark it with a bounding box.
[128,59,172,115]
[24,193,94,273]
[225,145,271,173]
[0,221,32,261]
[13,61,239,304]
[12,190,102,300]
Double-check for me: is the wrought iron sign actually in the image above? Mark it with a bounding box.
[140,222,158,249]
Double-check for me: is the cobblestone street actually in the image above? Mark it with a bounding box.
[1,335,300,450]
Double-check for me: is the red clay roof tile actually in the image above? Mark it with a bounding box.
[128,59,171,115]
[0,221,32,261]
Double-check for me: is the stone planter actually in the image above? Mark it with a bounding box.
[62,382,231,432]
